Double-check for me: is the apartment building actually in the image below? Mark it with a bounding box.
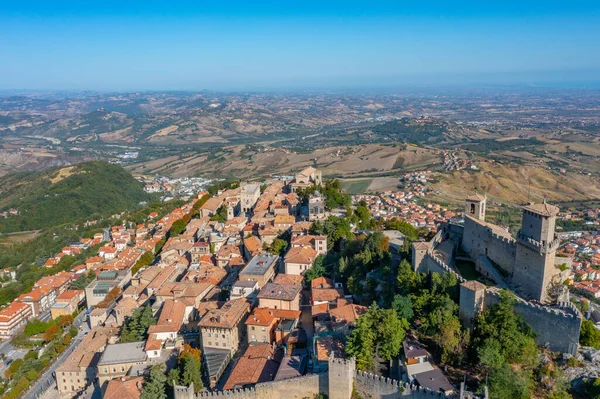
[199,299,250,354]
[239,254,279,288]
[0,301,33,337]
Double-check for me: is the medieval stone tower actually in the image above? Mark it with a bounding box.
[512,201,561,302]
[464,193,486,221]
[328,354,355,399]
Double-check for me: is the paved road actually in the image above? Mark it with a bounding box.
[22,311,89,399]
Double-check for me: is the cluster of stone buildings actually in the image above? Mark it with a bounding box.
[51,167,372,397]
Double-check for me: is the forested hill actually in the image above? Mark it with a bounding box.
[0,161,151,233]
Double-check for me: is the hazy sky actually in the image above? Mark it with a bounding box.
[1,1,600,90]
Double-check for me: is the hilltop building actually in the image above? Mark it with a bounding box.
[290,167,322,193]
[241,183,261,214]
[461,195,566,302]
[412,193,582,355]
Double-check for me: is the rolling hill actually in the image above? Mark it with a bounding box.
[0,161,151,233]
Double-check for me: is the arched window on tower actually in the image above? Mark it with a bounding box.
[470,203,475,214]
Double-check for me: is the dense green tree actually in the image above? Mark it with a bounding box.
[120,306,156,342]
[584,378,600,399]
[140,364,167,399]
[384,219,420,242]
[322,179,352,209]
[391,294,414,321]
[310,216,352,251]
[131,251,155,275]
[304,255,326,282]
[70,272,96,290]
[24,320,48,336]
[580,319,600,349]
[346,304,408,371]
[209,206,228,223]
[267,238,288,256]
[180,354,203,392]
[169,219,187,236]
[167,368,181,387]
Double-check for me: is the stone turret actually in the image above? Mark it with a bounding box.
[328,353,355,399]
[512,201,561,302]
[465,193,486,221]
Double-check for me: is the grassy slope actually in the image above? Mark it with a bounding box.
[0,161,151,233]
[431,161,600,205]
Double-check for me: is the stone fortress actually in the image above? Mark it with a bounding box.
[413,194,582,355]
[174,354,485,399]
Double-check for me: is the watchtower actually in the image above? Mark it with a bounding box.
[328,353,355,399]
[512,201,561,302]
[465,193,486,221]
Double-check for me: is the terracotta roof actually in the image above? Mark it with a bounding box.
[311,303,329,318]
[284,246,317,265]
[291,221,313,232]
[274,274,304,286]
[223,344,283,390]
[201,197,223,212]
[329,304,368,323]
[56,290,84,302]
[523,201,560,217]
[465,193,486,202]
[316,336,344,361]
[274,215,295,225]
[312,288,344,303]
[199,299,250,329]
[0,301,30,321]
[245,308,301,327]
[292,235,325,248]
[156,282,212,300]
[104,376,143,399]
[244,236,263,253]
[311,277,333,289]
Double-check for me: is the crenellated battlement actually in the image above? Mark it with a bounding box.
[427,252,467,283]
[354,370,454,397]
[517,233,559,254]
[479,289,582,355]
[490,231,516,245]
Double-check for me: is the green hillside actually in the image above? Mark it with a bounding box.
[0,161,151,233]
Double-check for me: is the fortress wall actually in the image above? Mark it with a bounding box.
[174,374,323,399]
[461,218,516,275]
[484,290,581,355]
[354,372,451,398]
[423,254,466,284]
[461,218,489,261]
[485,233,516,275]
[444,223,464,244]
[475,255,508,288]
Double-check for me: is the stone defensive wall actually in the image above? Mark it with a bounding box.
[461,217,516,275]
[173,356,486,399]
[423,253,466,284]
[354,371,466,398]
[484,289,582,355]
[173,374,324,399]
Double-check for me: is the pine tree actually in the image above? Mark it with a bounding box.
[140,364,167,399]
[180,354,203,392]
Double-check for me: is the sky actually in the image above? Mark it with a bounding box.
[1,0,600,91]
